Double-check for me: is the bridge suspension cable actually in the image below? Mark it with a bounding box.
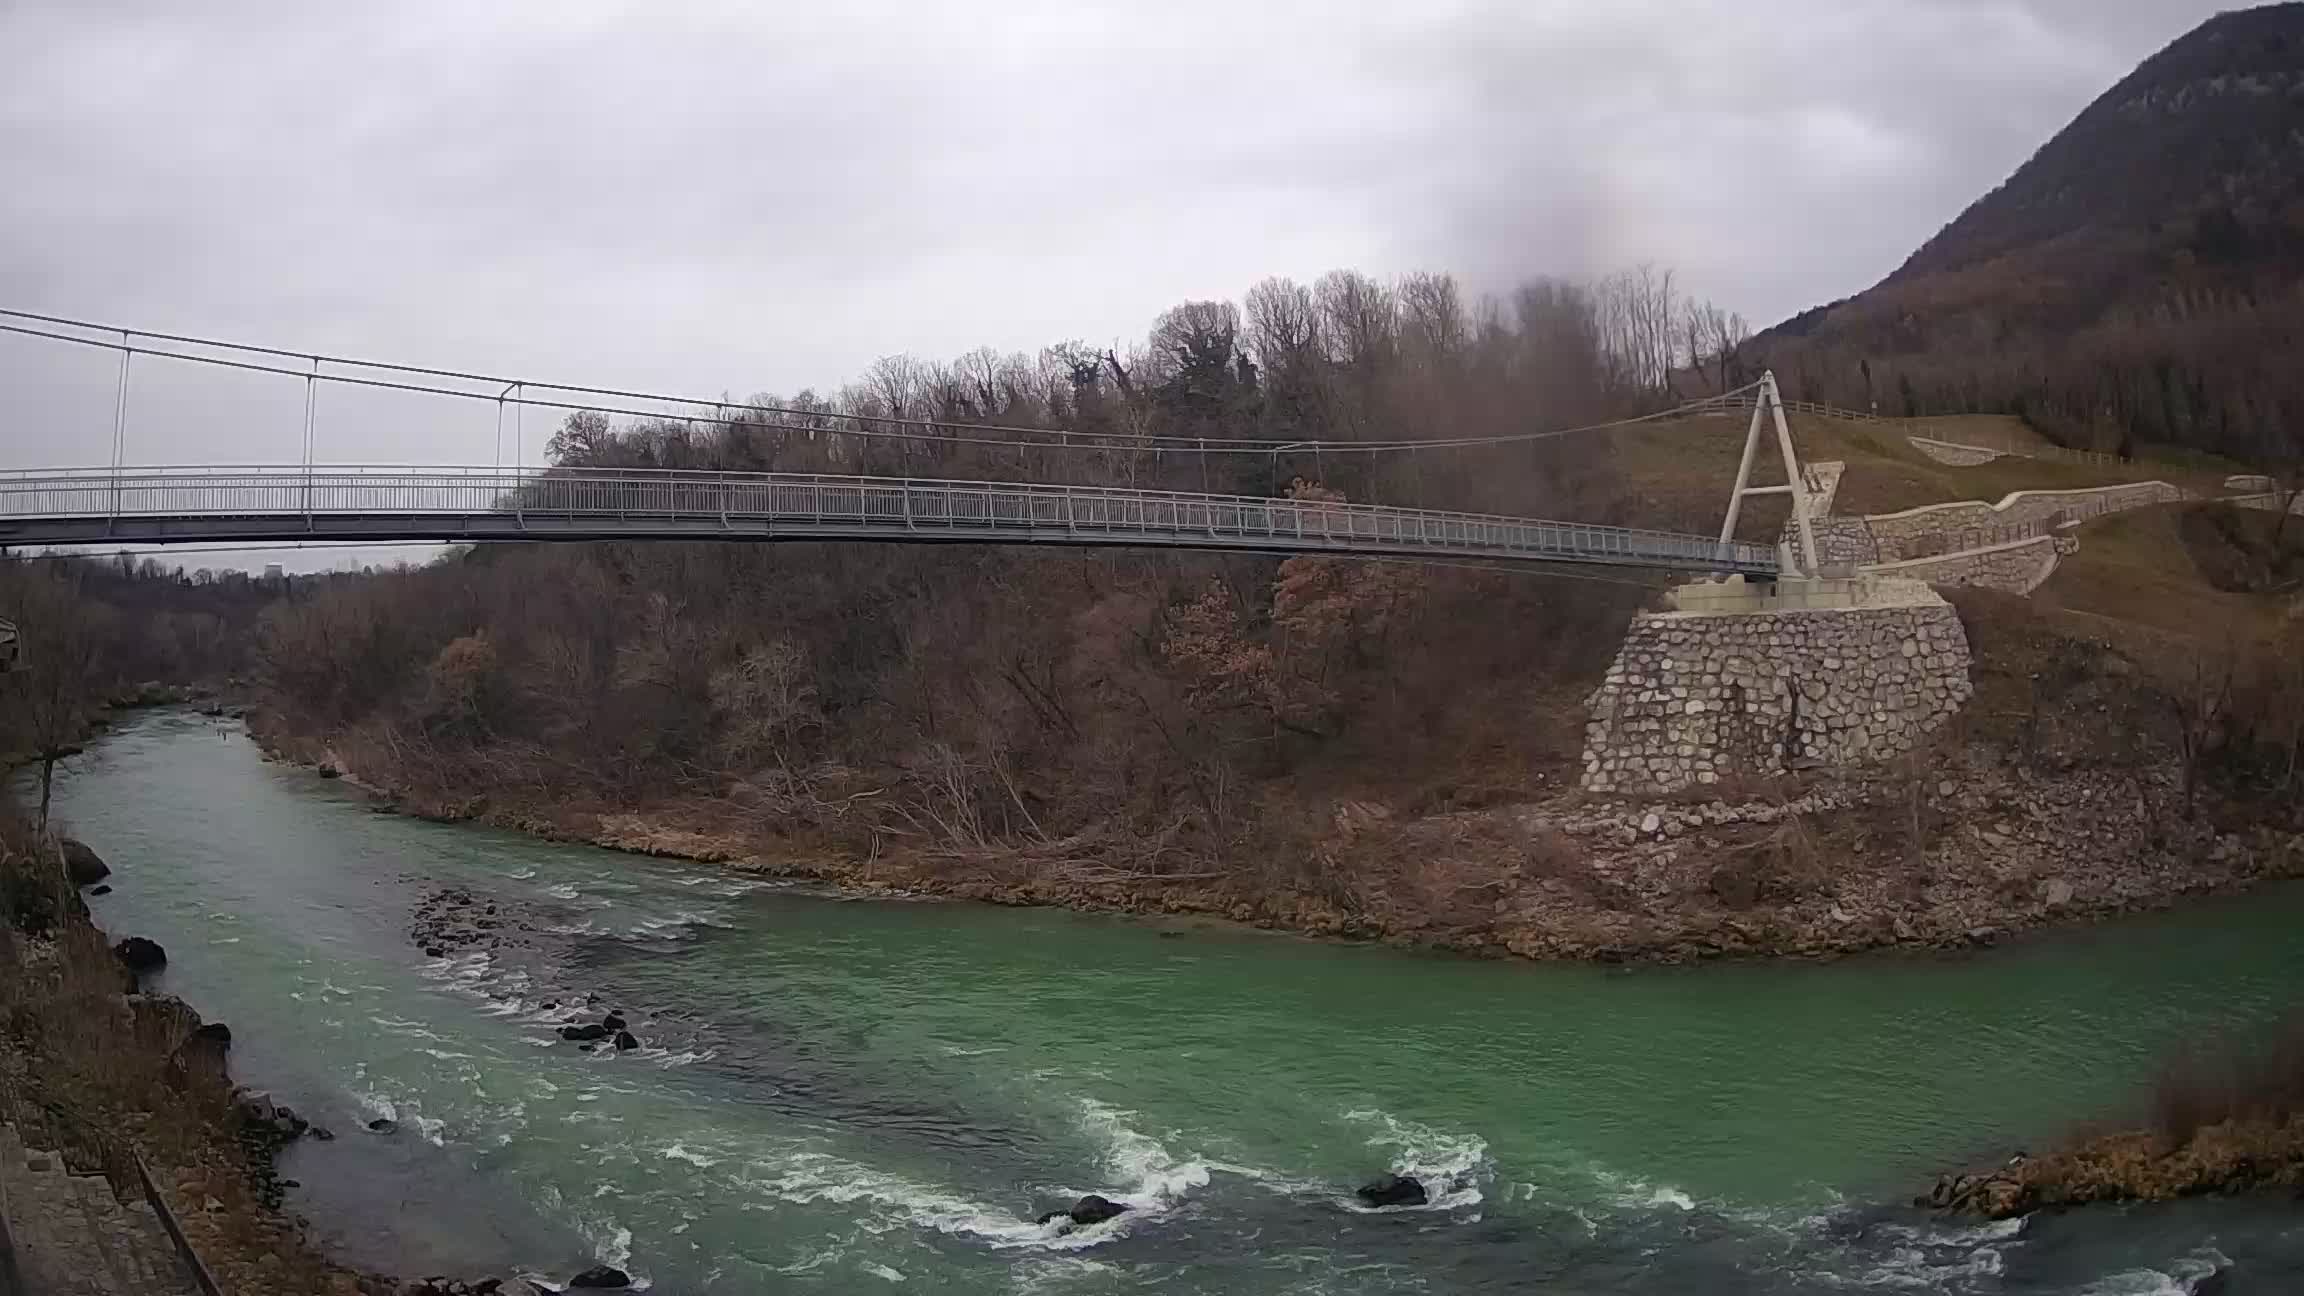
[0,307,1762,459]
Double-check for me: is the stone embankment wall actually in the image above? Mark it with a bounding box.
[1908,437,2007,466]
[1774,462,1880,565]
[1864,482,2184,561]
[1863,535,2076,596]
[1581,594,1973,794]
[1806,516,1882,566]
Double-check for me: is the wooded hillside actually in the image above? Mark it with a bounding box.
[1754,4,2304,468]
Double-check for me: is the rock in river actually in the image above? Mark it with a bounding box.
[1038,1193,1129,1228]
[1355,1173,1428,1207]
[614,1030,640,1051]
[61,838,109,886]
[559,1023,609,1042]
[114,936,167,976]
[567,1265,632,1288]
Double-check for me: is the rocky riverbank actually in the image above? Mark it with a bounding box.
[247,708,2304,965]
[0,838,374,1294]
[1919,1116,2304,1231]
[0,827,586,1295]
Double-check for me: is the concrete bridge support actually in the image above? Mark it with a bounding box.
[1580,577,1974,795]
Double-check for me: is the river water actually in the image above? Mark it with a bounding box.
[39,711,2304,1293]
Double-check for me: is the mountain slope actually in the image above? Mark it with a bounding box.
[1756,3,2304,466]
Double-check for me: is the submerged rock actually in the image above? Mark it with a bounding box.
[89,884,112,896]
[317,763,342,779]
[601,1014,628,1033]
[368,1118,397,1135]
[1355,1173,1428,1207]
[613,1030,640,1051]
[559,1023,609,1042]
[567,1265,631,1288]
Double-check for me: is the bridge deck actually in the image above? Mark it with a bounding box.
[0,467,1779,575]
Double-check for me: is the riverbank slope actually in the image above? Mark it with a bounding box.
[250,584,2304,964]
[0,822,376,1295]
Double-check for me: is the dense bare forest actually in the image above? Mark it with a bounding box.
[247,267,1748,922]
[0,557,274,825]
[1754,4,2304,469]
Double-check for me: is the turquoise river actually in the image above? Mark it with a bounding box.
[41,712,2304,1293]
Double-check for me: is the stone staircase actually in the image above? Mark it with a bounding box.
[1,1123,200,1296]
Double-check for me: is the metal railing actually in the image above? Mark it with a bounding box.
[0,1113,219,1296]
[1681,392,1884,423]
[0,465,1781,574]
[127,1149,224,1296]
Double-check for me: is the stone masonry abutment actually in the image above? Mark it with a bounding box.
[1580,579,1973,795]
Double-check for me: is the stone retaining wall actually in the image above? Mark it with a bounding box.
[1862,535,2072,596]
[1773,462,1878,563]
[1581,596,1973,794]
[1865,482,2183,561]
[1802,516,1880,566]
[1908,437,2006,466]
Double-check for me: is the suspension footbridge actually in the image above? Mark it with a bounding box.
[0,310,1812,577]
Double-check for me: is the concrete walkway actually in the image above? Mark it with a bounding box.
[1,1123,198,1296]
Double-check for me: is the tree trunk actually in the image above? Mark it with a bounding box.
[36,754,55,834]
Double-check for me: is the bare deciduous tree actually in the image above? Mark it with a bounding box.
[0,569,113,833]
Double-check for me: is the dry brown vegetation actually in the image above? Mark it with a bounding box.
[248,266,1754,930]
[1943,1017,2304,1217]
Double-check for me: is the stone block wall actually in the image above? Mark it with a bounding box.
[1581,598,1973,794]
[1908,437,2007,466]
[1864,482,2184,560]
[1781,515,1880,566]
[1770,462,1877,565]
[1862,535,2070,596]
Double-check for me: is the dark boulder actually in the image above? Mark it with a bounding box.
[90,884,112,896]
[560,1023,609,1042]
[237,1093,308,1142]
[614,1030,640,1051]
[317,763,342,779]
[367,1118,397,1134]
[61,839,109,886]
[2195,1266,2233,1296]
[1038,1193,1129,1228]
[1355,1174,1428,1207]
[114,936,167,976]
[568,1266,631,1289]
[602,1014,627,1032]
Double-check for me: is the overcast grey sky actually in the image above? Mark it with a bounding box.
[0,0,2230,565]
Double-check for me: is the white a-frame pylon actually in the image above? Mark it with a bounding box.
[1716,370,1820,577]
